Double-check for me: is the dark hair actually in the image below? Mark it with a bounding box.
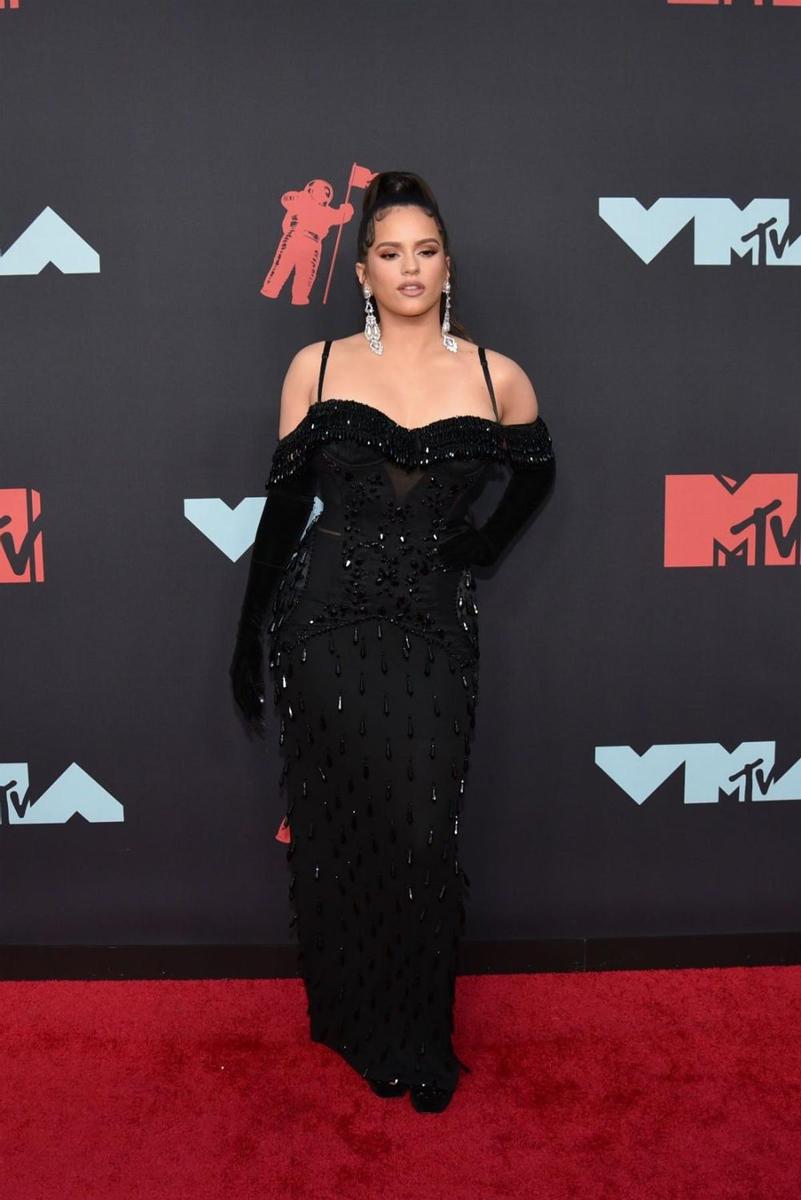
[355,170,474,344]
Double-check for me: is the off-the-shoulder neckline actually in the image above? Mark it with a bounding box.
[278,396,545,443]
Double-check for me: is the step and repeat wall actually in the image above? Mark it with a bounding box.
[2,0,800,948]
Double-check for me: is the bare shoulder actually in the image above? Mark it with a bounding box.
[482,347,540,425]
[283,337,329,389]
[276,339,328,440]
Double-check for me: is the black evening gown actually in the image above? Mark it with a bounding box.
[265,340,554,1091]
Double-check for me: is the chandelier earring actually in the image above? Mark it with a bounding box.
[362,284,383,355]
[441,279,457,352]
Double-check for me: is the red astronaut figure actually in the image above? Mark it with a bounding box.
[261,179,354,305]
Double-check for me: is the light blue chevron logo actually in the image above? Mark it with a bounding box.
[599,198,801,266]
[0,207,99,275]
[0,763,124,824]
[595,741,801,805]
[185,495,323,561]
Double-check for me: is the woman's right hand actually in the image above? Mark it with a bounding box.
[229,627,267,737]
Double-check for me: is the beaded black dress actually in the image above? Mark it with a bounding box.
[265,340,555,1092]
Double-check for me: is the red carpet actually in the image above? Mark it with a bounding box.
[2,965,800,1200]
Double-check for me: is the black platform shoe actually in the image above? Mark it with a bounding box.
[366,1076,408,1098]
[409,1081,455,1113]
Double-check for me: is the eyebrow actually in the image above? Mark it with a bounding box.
[374,238,441,248]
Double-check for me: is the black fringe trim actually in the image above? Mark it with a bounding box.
[266,399,555,487]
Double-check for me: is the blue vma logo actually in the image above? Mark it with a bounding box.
[184,495,322,560]
[0,763,124,825]
[595,742,801,805]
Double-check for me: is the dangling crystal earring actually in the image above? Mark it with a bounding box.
[363,285,383,355]
[441,279,457,352]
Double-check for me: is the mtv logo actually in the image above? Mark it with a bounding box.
[0,488,44,583]
[598,197,801,266]
[664,474,800,567]
[595,741,801,805]
[0,763,124,824]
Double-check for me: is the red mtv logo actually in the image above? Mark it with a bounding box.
[664,474,800,567]
[0,488,44,583]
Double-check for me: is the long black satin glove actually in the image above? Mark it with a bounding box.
[229,469,317,736]
[437,458,556,571]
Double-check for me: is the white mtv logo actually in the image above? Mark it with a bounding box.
[595,741,801,805]
[0,763,123,824]
[599,198,801,265]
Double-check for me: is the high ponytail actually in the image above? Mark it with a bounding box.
[355,170,474,344]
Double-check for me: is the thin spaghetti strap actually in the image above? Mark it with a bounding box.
[477,346,500,422]
[317,340,332,405]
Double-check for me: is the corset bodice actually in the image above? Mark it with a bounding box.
[265,397,555,663]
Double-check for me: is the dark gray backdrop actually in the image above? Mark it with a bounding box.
[2,0,799,946]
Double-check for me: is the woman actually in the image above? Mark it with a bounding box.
[230,171,556,1113]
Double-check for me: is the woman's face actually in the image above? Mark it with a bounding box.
[356,205,450,319]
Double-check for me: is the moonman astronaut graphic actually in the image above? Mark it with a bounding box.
[261,179,354,305]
